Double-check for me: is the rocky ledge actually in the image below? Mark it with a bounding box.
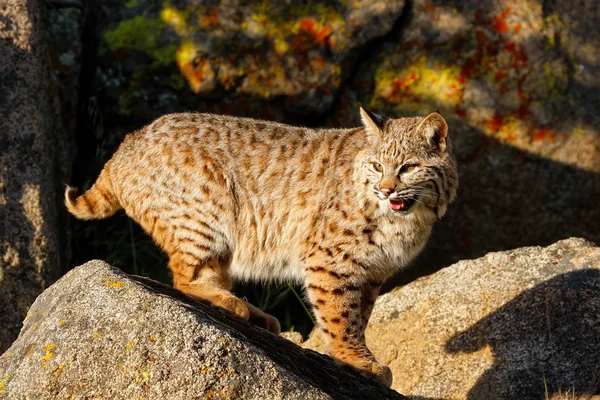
[0,260,403,400]
[1,238,599,399]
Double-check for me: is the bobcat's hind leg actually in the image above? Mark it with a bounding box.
[170,252,280,333]
[170,252,250,321]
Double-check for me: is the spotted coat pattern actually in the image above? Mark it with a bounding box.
[65,108,458,387]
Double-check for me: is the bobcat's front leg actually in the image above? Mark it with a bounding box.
[304,260,392,387]
[361,282,382,329]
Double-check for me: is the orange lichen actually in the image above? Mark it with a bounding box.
[532,127,551,141]
[486,113,504,133]
[53,362,67,377]
[495,71,507,82]
[291,18,333,55]
[492,8,511,33]
[203,7,219,27]
[42,344,55,368]
[314,57,326,70]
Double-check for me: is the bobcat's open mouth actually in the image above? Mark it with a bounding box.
[389,198,416,212]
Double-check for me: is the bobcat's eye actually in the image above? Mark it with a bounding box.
[399,164,418,174]
[373,163,383,172]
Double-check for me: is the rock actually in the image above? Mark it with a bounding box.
[0,0,70,352]
[0,261,405,400]
[93,0,405,120]
[279,331,304,346]
[305,238,600,399]
[329,0,600,282]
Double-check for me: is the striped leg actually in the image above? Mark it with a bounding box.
[304,261,392,387]
[360,282,382,330]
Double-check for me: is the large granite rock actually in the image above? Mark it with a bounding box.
[330,0,600,282]
[303,238,600,399]
[0,0,70,352]
[0,260,404,400]
[94,0,405,120]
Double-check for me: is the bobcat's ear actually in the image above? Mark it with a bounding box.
[417,112,448,152]
[359,107,386,141]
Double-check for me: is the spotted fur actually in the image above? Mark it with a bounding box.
[65,108,458,387]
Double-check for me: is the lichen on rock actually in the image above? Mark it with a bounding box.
[0,261,405,399]
[96,0,406,116]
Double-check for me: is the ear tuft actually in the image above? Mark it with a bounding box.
[417,112,448,152]
[359,107,386,133]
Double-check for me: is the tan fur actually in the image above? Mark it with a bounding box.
[65,108,458,386]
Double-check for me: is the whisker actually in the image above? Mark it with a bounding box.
[408,187,439,196]
[405,183,439,192]
[413,193,435,201]
[415,188,439,196]
[395,189,439,199]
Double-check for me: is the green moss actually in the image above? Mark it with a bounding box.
[103,14,182,115]
[152,44,177,68]
[103,15,175,68]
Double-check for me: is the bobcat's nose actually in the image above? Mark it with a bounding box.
[379,187,393,197]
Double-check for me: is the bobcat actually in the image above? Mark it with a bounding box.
[65,107,458,386]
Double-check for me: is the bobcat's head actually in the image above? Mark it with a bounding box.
[359,107,458,219]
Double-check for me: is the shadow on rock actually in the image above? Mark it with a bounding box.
[445,269,600,399]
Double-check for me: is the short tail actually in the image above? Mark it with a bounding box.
[65,167,121,220]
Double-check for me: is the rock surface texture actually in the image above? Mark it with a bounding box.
[0,260,405,400]
[94,0,405,120]
[303,238,600,399]
[0,0,69,352]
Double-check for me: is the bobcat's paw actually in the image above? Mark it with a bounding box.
[212,294,250,321]
[354,360,393,387]
[245,301,281,334]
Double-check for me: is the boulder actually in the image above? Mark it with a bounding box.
[0,260,405,400]
[93,0,405,121]
[0,0,70,352]
[330,0,600,282]
[303,238,600,399]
